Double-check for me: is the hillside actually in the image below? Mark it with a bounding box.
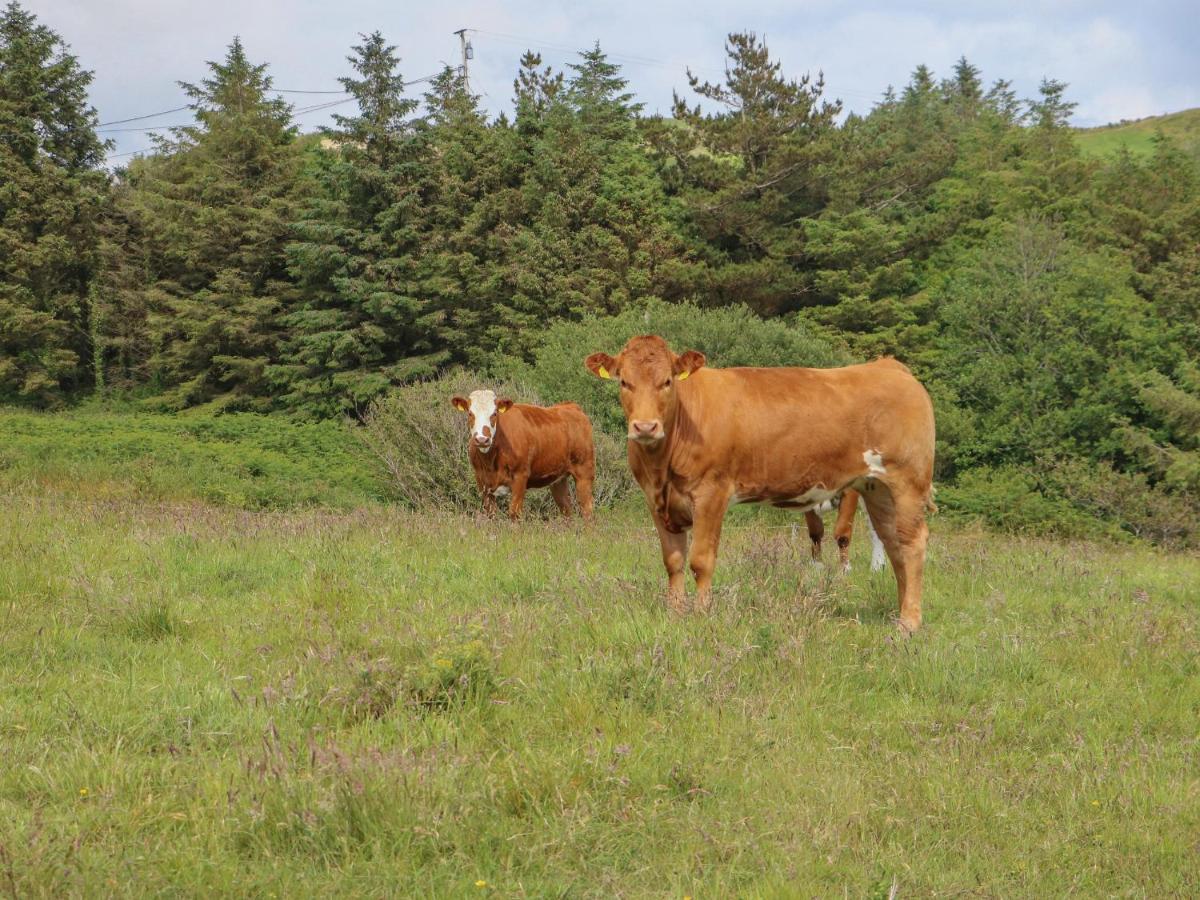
[1074,107,1200,161]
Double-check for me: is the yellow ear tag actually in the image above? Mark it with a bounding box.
[677,370,689,380]
[598,366,610,380]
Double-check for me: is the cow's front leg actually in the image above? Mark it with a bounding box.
[507,472,529,521]
[689,486,732,613]
[651,514,688,614]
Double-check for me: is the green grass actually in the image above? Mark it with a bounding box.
[1074,107,1200,162]
[0,406,387,509]
[2,475,1198,895]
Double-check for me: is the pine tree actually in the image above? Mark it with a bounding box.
[662,31,841,314]
[512,50,563,134]
[0,1,107,405]
[275,33,444,417]
[125,37,301,410]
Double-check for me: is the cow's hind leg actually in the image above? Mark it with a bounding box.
[572,467,595,524]
[804,510,824,564]
[860,479,929,634]
[549,477,573,518]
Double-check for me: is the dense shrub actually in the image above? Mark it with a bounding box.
[358,369,633,513]
[938,466,1115,540]
[939,459,1199,547]
[496,299,849,435]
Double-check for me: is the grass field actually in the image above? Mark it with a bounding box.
[1074,107,1200,162]
[1,410,1198,896]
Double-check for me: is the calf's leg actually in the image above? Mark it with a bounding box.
[507,473,529,521]
[549,477,573,518]
[804,509,824,563]
[834,489,858,573]
[573,468,595,524]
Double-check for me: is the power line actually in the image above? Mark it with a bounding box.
[105,147,155,160]
[98,124,191,133]
[97,105,191,127]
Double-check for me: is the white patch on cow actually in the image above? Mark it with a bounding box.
[468,389,498,451]
[860,495,887,571]
[781,486,839,512]
[863,449,887,478]
[494,485,510,497]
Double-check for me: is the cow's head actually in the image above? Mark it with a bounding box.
[585,335,705,446]
[451,389,513,453]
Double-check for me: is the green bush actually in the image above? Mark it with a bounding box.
[939,459,1199,547]
[358,369,632,513]
[938,466,1111,539]
[494,299,849,435]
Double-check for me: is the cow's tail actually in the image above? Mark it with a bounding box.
[925,484,939,515]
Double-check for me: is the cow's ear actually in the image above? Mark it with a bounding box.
[496,398,514,414]
[585,352,617,380]
[673,350,706,379]
[451,395,469,412]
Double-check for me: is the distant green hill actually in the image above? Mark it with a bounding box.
[1074,108,1200,162]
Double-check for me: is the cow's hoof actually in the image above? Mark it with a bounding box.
[809,559,825,569]
[896,618,920,636]
[840,562,852,575]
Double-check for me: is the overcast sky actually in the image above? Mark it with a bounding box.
[25,0,1200,164]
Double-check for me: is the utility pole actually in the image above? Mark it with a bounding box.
[453,29,473,86]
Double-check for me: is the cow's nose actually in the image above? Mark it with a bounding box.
[631,420,660,436]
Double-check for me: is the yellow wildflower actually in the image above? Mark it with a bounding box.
[79,788,88,797]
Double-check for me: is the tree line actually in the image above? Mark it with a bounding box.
[1,2,1197,540]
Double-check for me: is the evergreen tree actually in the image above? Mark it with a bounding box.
[661,31,841,314]
[126,37,301,410]
[275,32,444,417]
[512,50,563,134]
[0,1,107,405]
[472,44,694,362]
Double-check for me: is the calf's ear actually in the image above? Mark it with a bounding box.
[585,352,617,380]
[496,398,514,414]
[451,395,469,412]
[673,350,706,379]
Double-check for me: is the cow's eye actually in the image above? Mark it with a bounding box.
[662,378,672,389]
[619,380,631,390]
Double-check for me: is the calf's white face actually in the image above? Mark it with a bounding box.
[451,390,513,453]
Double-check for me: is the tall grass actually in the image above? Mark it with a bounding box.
[1,481,1197,895]
[0,406,386,508]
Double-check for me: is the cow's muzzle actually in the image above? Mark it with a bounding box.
[628,420,664,445]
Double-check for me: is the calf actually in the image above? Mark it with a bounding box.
[585,336,935,632]
[451,390,596,521]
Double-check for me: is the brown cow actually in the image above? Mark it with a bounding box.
[585,336,935,632]
[805,489,887,573]
[451,389,596,521]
